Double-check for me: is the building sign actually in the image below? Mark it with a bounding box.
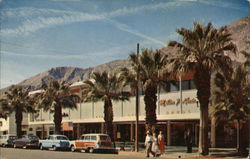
[159,97,197,106]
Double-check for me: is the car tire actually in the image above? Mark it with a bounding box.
[89,148,94,153]
[40,144,44,150]
[2,144,6,147]
[70,145,76,152]
[52,145,57,151]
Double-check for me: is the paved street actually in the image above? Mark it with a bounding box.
[0,147,247,159]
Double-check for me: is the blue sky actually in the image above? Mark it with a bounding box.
[0,0,249,88]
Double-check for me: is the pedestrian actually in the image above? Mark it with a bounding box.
[184,128,192,153]
[152,132,160,156]
[158,131,165,155]
[145,130,155,157]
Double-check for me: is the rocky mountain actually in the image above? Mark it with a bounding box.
[0,15,249,93]
[0,59,130,93]
[228,15,250,53]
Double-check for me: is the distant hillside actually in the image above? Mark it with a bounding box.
[228,15,250,53]
[0,15,249,93]
[0,59,130,93]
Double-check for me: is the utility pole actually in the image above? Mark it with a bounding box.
[135,43,140,152]
[179,76,183,114]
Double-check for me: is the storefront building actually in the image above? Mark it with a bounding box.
[27,79,202,146]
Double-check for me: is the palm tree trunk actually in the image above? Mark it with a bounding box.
[144,82,157,133]
[238,121,249,156]
[195,70,210,156]
[104,98,114,144]
[15,107,23,138]
[54,105,62,134]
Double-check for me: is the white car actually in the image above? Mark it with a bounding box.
[39,135,70,151]
[70,134,116,153]
[0,134,17,147]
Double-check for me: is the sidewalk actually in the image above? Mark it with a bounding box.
[118,146,248,159]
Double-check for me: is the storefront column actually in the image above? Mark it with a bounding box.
[46,126,50,137]
[130,123,134,141]
[113,124,117,141]
[195,124,199,146]
[167,121,171,146]
[42,124,45,139]
[101,123,105,134]
[77,123,81,139]
[211,117,216,148]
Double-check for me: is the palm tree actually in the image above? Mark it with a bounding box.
[120,49,171,132]
[0,86,36,138]
[38,80,78,135]
[0,99,9,119]
[167,22,236,155]
[211,51,250,155]
[83,71,129,143]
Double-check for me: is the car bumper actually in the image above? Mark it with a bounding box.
[26,143,39,147]
[94,148,117,154]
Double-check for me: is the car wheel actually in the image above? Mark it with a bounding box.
[89,148,94,153]
[2,144,6,147]
[70,145,76,152]
[52,145,57,151]
[40,144,44,150]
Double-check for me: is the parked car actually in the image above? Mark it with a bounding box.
[0,134,17,147]
[13,135,39,149]
[70,133,116,153]
[39,135,70,151]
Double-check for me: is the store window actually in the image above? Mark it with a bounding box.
[170,83,179,92]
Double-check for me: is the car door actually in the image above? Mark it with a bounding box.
[44,136,52,148]
[84,136,91,148]
[48,136,54,148]
[18,136,25,147]
[22,136,29,147]
[75,136,84,149]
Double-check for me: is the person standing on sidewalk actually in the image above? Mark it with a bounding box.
[184,128,193,153]
[145,131,155,157]
[158,131,165,155]
[152,133,159,156]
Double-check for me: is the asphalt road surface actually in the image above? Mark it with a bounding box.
[0,148,146,159]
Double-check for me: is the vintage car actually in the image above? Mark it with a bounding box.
[13,135,39,149]
[0,134,17,147]
[39,135,70,151]
[70,134,115,153]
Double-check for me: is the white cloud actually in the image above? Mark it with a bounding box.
[104,19,166,46]
[1,50,87,59]
[1,0,195,35]
[50,0,81,2]
[1,0,196,45]
[1,8,77,18]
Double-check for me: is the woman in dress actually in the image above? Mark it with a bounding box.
[145,131,155,157]
[152,133,159,156]
[158,131,165,155]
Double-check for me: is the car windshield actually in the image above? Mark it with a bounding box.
[9,136,17,140]
[28,136,39,140]
[100,135,110,141]
[56,136,68,140]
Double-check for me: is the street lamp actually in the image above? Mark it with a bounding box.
[135,43,140,152]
